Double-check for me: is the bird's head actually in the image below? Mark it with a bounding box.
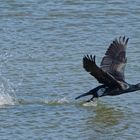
[135,83,140,89]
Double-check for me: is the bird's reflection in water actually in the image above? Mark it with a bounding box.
[84,101,124,127]
[81,101,125,139]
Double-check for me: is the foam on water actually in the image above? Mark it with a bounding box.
[0,93,16,106]
[0,77,18,106]
[82,99,98,107]
[43,97,69,105]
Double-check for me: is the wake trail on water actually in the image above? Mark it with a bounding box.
[18,97,70,106]
[18,97,99,107]
[33,97,98,107]
[43,97,70,105]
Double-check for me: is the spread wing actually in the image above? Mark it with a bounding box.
[83,55,123,88]
[100,36,129,82]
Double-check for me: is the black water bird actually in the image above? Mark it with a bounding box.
[75,36,140,101]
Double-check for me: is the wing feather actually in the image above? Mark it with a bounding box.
[100,36,129,81]
[83,55,123,88]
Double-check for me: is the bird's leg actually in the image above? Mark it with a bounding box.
[86,96,95,102]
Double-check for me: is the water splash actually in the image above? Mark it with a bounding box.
[82,99,98,107]
[0,51,19,106]
[0,77,18,106]
[0,92,16,106]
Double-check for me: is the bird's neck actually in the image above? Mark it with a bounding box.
[116,84,139,94]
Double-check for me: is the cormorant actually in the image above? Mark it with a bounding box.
[75,36,140,101]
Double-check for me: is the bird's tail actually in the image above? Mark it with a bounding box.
[75,91,92,100]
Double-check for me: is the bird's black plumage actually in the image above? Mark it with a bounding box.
[101,36,128,82]
[75,36,140,101]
